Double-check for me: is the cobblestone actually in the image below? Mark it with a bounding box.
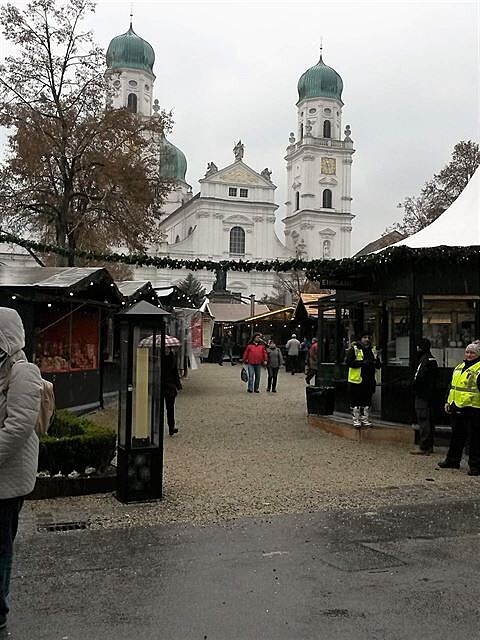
[25,363,479,530]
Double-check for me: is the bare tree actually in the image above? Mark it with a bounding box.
[395,140,479,236]
[0,0,172,265]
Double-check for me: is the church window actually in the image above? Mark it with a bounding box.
[323,120,331,138]
[324,107,331,114]
[188,226,193,236]
[229,226,245,254]
[127,93,137,113]
[229,187,237,197]
[129,80,138,87]
[175,235,180,243]
[113,80,121,88]
[300,124,304,139]
[322,189,332,208]
[295,192,300,211]
[239,188,248,198]
[309,108,316,114]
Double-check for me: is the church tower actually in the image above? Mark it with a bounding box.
[105,20,156,116]
[105,22,192,218]
[283,50,355,260]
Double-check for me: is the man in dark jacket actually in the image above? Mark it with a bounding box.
[410,338,438,455]
[164,348,182,436]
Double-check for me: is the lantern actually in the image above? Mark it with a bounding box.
[116,301,170,502]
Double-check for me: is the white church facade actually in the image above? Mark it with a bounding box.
[105,24,356,299]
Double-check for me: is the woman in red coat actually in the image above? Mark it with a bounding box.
[242,334,268,393]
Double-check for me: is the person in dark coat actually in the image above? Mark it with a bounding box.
[439,341,480,475]
[266,340,284,393]
[345,334,381,427]
[223,332,235,366]
[163,348,182,436]
[410,338,438,455]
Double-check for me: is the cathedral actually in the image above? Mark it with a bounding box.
[105,22,356,299]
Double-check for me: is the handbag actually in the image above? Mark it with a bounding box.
[240,367,248,383]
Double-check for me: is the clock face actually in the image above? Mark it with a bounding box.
[321,157,336,175]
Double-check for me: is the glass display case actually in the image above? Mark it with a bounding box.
[35,306,99,372]
[422,296,477,367]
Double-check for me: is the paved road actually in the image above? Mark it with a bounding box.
[6,495,480,640]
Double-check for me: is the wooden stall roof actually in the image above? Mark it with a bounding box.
[207,302,270,323]
[240,305,294,324]
[294,293,335,321]
[116,280,160,306]
[0,265,122,305]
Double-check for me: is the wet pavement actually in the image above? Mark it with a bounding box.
[6,494,480,639]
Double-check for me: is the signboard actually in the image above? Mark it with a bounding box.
[320,277,354,289]
[191,313,203,349]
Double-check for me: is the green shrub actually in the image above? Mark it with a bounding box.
[38,410,116,476]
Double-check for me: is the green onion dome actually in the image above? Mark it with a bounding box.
[297,55,343,103]
[158,135,187,182]
[106,24,155,75]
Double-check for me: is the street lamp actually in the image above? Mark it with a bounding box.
[116,300,170,503]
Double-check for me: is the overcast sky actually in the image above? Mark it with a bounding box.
[3,1,480,253]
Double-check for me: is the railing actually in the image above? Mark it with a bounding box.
[289,137,350,152]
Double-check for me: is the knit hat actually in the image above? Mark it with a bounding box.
[466,341,480,356]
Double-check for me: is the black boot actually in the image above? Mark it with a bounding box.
[437,460,460,469]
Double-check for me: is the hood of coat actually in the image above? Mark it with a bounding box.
[0,307,25,358]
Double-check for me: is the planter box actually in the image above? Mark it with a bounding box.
[28,469,116,500]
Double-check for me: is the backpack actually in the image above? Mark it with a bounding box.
[9,360,55,437]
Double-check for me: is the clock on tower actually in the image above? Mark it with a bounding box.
[321,157,336,175]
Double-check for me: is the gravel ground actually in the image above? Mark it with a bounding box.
[26,363,480,530]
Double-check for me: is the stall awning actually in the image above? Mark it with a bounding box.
[390,167,480,249]
[0,265,122,305]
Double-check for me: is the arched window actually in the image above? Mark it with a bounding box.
[323,239,331,258]
[295,192,300,211]
[322,189,332,208]
[300,123,304,139]
[323,120,331,138]
[127,93,137,113]
[188,226,193,236]
[229,226,245,254]
[175,235,180,243]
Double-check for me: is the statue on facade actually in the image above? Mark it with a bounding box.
[233,140,244,162]
[344,125,352,142]
[205,162,218,177]
[213,268,227,292]
[261,168,272,181]
[289,132,295,144]
[305,121,312,135]
[152,98,160,115]
[295,239,307,259]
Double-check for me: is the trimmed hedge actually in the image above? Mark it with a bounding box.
[38,410,116,476]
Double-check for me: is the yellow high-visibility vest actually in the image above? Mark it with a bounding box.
[447,360,480,408]
[348,345,364,384]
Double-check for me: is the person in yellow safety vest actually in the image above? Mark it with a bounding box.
[438,341,480,476]
[345,333,381,428]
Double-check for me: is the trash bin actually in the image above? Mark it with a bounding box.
[306,386,335,415]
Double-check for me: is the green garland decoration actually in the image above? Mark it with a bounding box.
[1,231,479,279]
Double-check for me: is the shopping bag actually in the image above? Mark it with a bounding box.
[240,367,248,383]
